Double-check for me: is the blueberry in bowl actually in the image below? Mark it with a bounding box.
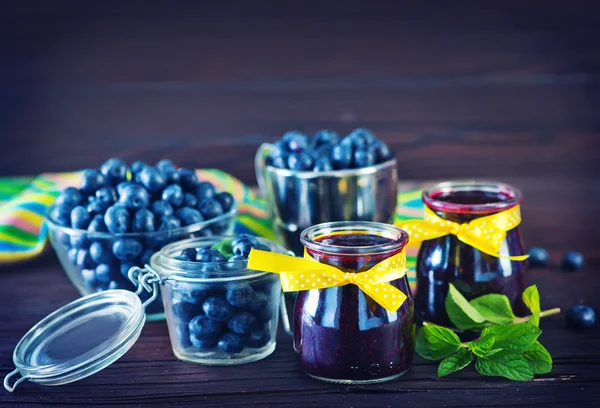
[46,158,238,321]
[255,128,398,255]
[150,235,290,365]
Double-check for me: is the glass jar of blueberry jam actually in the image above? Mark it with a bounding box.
[415,181,527,326]
[295,221,414,384]
[137,235,288,365]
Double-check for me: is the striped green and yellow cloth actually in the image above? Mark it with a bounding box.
[0,170,424,286]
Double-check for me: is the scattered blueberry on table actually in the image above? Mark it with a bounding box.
[266,128,393,171]
[566,304,596,330]
[168,236,278,356]
[562,251,584,271]
[527,247,550,267]
[48,158,237,312]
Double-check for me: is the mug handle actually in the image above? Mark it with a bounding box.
[254,142,273,198]
[279,292,294,336]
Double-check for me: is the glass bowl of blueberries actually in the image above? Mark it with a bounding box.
[255,128,398,255]
[46,158,238,320]
[130,234,288,365]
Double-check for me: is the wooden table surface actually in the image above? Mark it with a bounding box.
[1,178,599,407]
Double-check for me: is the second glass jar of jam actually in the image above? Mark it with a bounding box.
[296,221,415,384]
[415,181,527,326]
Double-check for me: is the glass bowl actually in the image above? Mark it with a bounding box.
[46,204,237,320]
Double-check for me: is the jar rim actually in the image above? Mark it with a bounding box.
[300,221,408,255]
[422,180,523,215]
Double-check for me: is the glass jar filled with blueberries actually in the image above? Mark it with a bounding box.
[133,234,289,365]
[46,158,237,320]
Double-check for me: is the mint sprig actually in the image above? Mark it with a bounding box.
[212,239,233,258]
[417,284,560,381]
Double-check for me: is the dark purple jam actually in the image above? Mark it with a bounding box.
[294,233,415,382]
[415,186,526,327]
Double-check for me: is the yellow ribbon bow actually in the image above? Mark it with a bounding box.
[247,248,409,312]
[398,205,528,261]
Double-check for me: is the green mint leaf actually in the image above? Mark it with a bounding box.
[468,334,496,357]
[416,325,462,361]
[476,349,534,381]
[469,294,516,325]
[523,285,541,327]
[212,239,233,258]
[481,323,541,352]
[438,348,474,377]
[523,341,552,374]
[445,283,487,330]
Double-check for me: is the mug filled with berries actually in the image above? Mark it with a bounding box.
[255,128,398,256]
[130,234,290,365]
[46,158,238,320]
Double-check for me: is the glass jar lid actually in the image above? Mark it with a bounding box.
[4,289,146,392]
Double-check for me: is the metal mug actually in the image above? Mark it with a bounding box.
[255,143,399,255]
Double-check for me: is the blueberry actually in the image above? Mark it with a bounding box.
[194,182,215,201]
[217,332,245,354]
[180,248,197,260]
[155,159,179,183]
[313,157,333,172]
[270,155,287,169]
[130,160,148,175]
[88,214,108,233]
[232,239,254,258]
[176,323,192,349]
[196,248,227,262]
[372,140,393,163]
[81,269,97,287]
[283,132,309,152]
[226,283,254,307]
[76,249,95,269]
[104,205,130,233]
[198,198,223,220]
[171,300,202,321]
[189,315,224,337]
[202,296,233,321]
[162,184,184,208]
[231,234,259,247]
[349,128,377,146]
[88,197,113,215]
[80,169,106,194]
[99,158,128,185]
[70,206,91,229]
[107,280,124,290]
[140,248,154,265]
[89,242,115,264]
[566,304,596,330]
[67,247,78,263]
[95,263,113,283]
[177,168,199,191]
[352,149,376,168]
[118,183,150,211]
[331,144,352,169]
[137,166,166,193]
[246,327,271,348]
[158,215,182,230]
[182,193,198,208]
[249,292,273,322]
[227,312,257,335]
[312,129,339,149]
[120,262,137,279]
[130,209,154,233]
[95,186,118,206]
[49,205,72,227]
[190,334,218,350]
[70,235,90,249]
[175,207,204,226]
[54,187,83,208]
[112,239,143,261]
[562,251,584,271]
[174,286,212,305]
[150,200,174,219]
[287,152,313,171]
[528,247,549,267]
[214,192,234,213]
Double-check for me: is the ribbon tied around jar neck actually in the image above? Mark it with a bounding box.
[247,249,408,312]
[399,204,529,261]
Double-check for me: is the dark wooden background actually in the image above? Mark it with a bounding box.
[1,0,599,184]
[1,1,600,407]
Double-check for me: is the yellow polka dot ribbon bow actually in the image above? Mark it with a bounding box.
[398,205,528,261]
[247,249,409,312]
